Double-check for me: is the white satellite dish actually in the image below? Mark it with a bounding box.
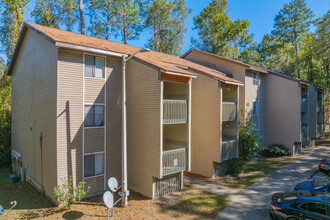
[108,177,118,192]
[103,191,114,209]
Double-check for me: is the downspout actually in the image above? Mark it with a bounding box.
[122,55,128,207]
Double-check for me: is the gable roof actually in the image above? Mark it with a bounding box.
[181,48,306,84]
[7,22,243,86]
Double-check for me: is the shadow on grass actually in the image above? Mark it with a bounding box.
[160,187,230,219]
[62,210,84,219]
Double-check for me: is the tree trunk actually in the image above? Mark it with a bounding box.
[79,0,85,35]
[124,21,127,44]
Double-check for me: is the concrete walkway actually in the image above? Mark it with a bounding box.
[185,141,330,220]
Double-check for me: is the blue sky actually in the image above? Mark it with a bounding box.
[1,0,329,60]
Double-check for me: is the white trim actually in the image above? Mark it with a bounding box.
[252,71,260,86]
[188,79,192,171]
[84,103,105,106]
[164,71,197,78]
[56,42,127,58]
[160,79,164,180]
[84,174,105,180]
[84,151,105,156]
[224,81,244,86]
[104,57,107,191]
[85,76,105,80]
[82,53,85,187]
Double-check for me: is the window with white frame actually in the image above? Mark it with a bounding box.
[252,72,259,86]
[85,55,105,78]
[84,105,104,127]
[84,153,104,177]
[252,100,259,131]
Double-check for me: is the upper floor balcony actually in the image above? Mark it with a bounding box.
[317,100,322,113]
[317,123,322,137]
[222,102,237,121]
[301,123,308,141]
[163,99,187,124]
[301,95,308,113]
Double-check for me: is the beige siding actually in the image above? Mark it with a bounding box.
[184,51,246,118]
[85,176,104,193]
[84,128,104,153]
[57,49,83,187]
[264,74,301,154]
[191,74,221,177]
[85,78,105,104]
[126,59,161,198]
[106,57,123,184]
[11,29,57,200]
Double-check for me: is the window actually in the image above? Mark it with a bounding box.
[300,202,327,216]
[253,101,259,115]
[84,153,104,177]
[84,105,104,127]
[85,55,104,78]
[253,72,259,86]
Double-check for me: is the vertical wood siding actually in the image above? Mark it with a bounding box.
[126,59,161,198]
[57,49,83,187]
[11,29,57,200]
[191,74,221,177]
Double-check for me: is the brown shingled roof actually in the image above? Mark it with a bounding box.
[18,22,242,85]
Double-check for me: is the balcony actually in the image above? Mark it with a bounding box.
[222,102,237,121]
[301,124,308,141]
[317,123,322,137]
[221,138,238,162]
[162,148,186,176]
[301,96,307,113]
[163,100,187,124]
[317,100,322,113]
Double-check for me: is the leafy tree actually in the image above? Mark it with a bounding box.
[58,0,87,34]
[0,0,29,60]
[272,0,313,78]
[192,0,252,59]
[145,0,191,56]
[31,0,63,28]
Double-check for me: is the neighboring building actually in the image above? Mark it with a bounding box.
[182,49,322,155]
[8,22,241,201]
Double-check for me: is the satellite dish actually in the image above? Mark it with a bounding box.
[103,191,114,209]
[108,177,118,192]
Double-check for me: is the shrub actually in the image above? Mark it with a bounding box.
[227,114,262,175]
[260,144,290,157]
[54,176,90,209]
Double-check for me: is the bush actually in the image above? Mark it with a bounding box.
[54,176,90,209]
[260,144,290,157]
[227,114,262,175]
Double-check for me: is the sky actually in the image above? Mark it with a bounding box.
[1,0,329,60]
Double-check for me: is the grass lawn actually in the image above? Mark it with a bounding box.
[218,155,300,190]
[0,166,230,219]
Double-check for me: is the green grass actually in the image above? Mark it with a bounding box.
[219,155,299,190]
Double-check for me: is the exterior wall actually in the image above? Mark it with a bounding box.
[308,86,317,139]
[126,59,161,198]
[191,74,221,177]
[245,71,265,141]
[264,74,301,154]
[183,51,245,118]
[57,49,84,190]
[11,29,58,200]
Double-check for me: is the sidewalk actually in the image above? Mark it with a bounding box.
[185,138,329,220]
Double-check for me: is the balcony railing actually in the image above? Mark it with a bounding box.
[301,97,307,113]
[163,100,187,124]
[162,148,186,176]
[317,100,322,113]
[221,140,238,162]
[222,102,237,121]
[317,123,322,137]
[301,125,308,141]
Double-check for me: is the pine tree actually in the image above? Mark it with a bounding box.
[145,0,191,56]
[32,0,63,28]
[272,0,313,78]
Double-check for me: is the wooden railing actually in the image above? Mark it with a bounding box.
[222,102,237,121]
[221,140,238,162]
